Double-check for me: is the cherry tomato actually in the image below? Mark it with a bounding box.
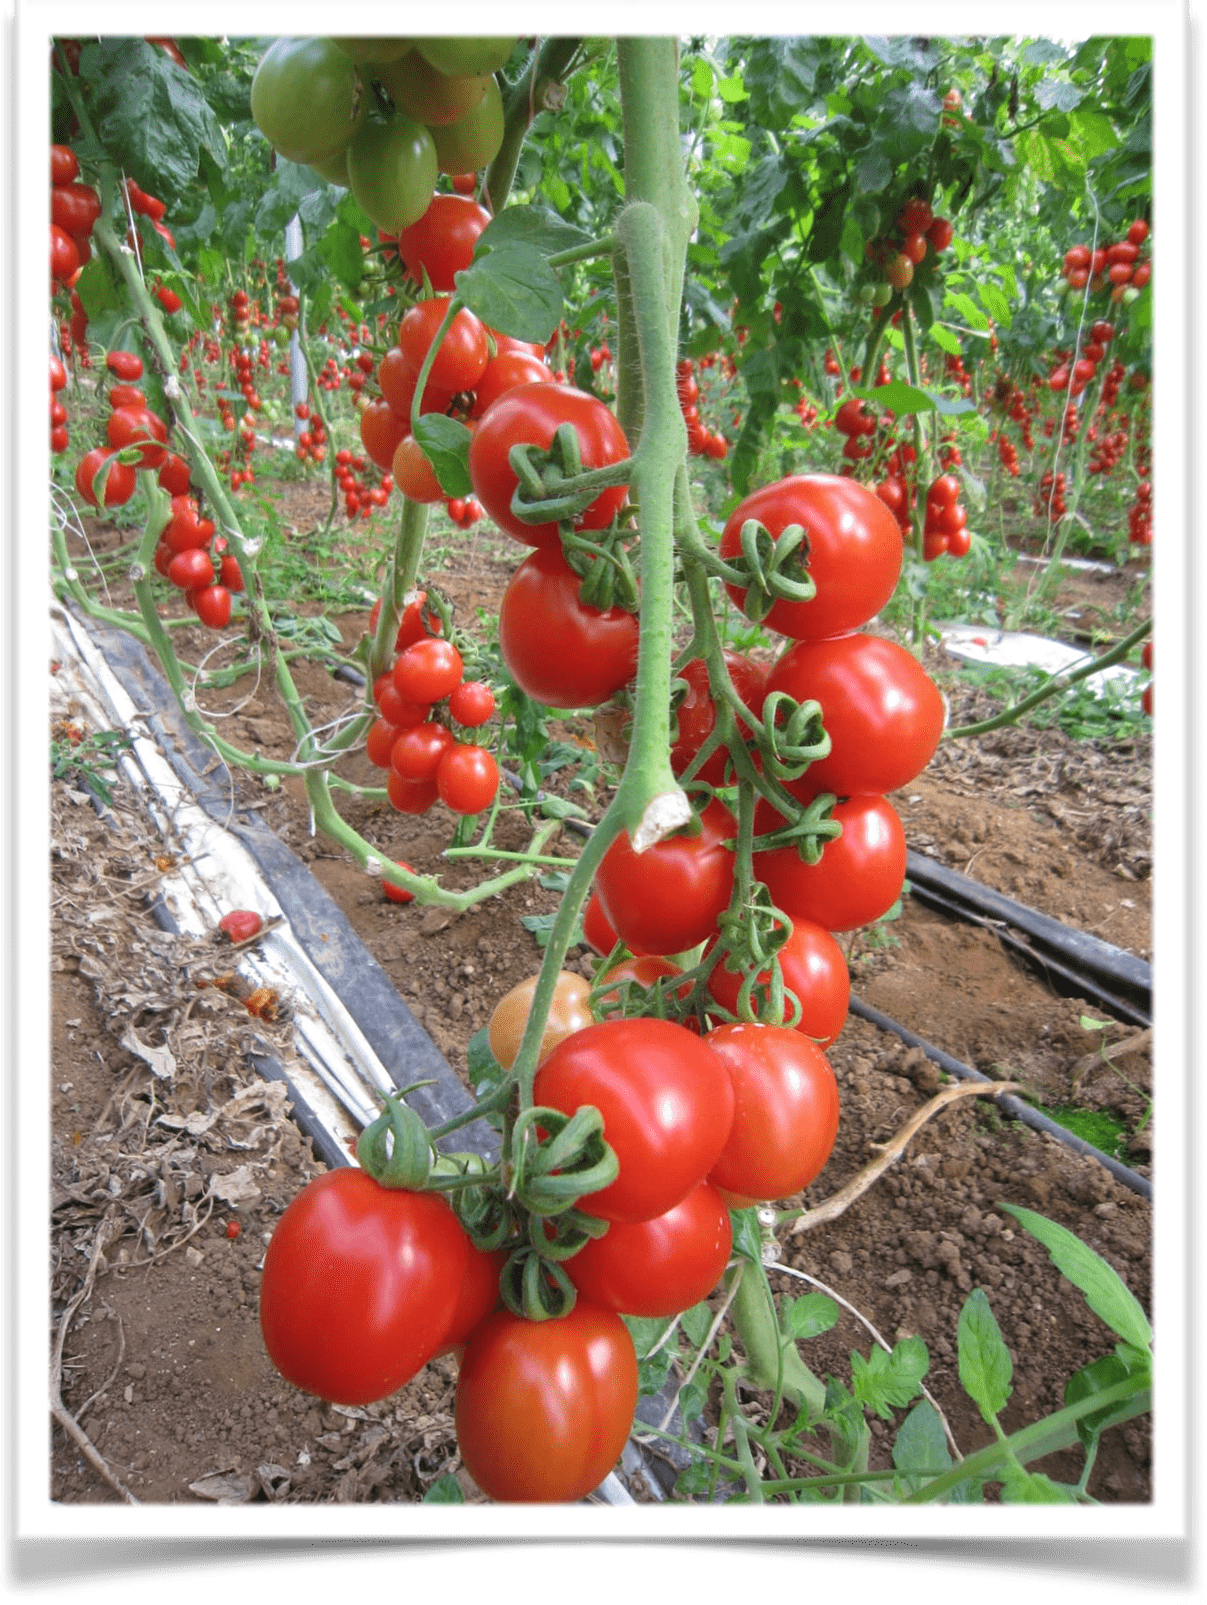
[705,1023,840,1201]
[705,917,849,1048]
[767,633,945,803]
[436,742,499,813]
[596,956,689,1013]
[498,544,638,708]
[360,397,410,472]
[467,350,553,419]
[167,548,215,592]
[382,860,416,903]
[671,654,768,785]
[397,295,489,396]
[430,77,505,175]
[51,225,79,284]
[391,432,444,502]
[533,1018,735,1223]
[259,1168,468,1406]
[595,798,735,958]
[191,583,232,630]
[754,794,906,933]
[51,144,79,185]
[487,971,592,1070]
[897,196,934,235]
[393,637,464,703]
[391,720,455,780]
[468,383,629,548]
[348,111,437,234]
[107,405,168,470]
[454,1302,637,1503]
[251,36,367,166]
[719,474,903,640]
[375,52,490,126]
[566,1182,733,1317]
[51,182,102,237]
[396,193,491,292]
[386,769,439,814]
[75,447,136,508]
[448,680,495,726]
[218,910,263,943]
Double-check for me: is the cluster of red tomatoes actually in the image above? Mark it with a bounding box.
[1048,319,1117,400]
[446,494,484,529]
[921,473,971,560]
[151,493,243,630]
[943,351,973,396]
[73,349,170,510]
[334,446,393,523]
[293,401,328,468]
[1128,480,1152,547]
[865,196,954,293]
[1059,220,1150,303]
[364,593,500,817]
[1036,469,1069,521]
[251,37,514,241]
[50,143,101,290]
[50,353,71,455]
[677,358,729,459]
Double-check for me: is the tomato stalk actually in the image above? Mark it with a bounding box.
[487,37,585,216]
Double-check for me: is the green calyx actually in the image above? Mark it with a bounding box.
[356,1087,435,1189]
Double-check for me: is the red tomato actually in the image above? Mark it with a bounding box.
[360,396,409,471]
[670,654,768,785]
[106,349,145,382]
[533,1017,735,1223]
[51,144,79,185]
[167,548,215,591]
[391,720,455,780]
[455,1303,637,1503]
[583,889,624,955]
[397,295,489,395]
[1127,219,1149,247]
[897,196,934,235]
[391,432,444,503]
[107,405,168,470]
[926,216,954,252]
[596,956,688,1012]
[382,860,417,904]
[766,633,945,802]
[396,193,492,292]
[705,1023,840,1201]
[75,447,136,508]
[163,499,215,554]
[497,544,638,708]
[386,769,439,814]
[369,589,437,653]
[51,182,101,237]
[259,1168,468,1407]
[50,354,68,392]
[373,673,427,727]
[467,350,553,419]
[566,1182,732,1317]
[719,474,903,639]
[51,225,79,284]
[366,717,405,768]
[595,798,736,957]
[468,384,629,548]
[393,637,464,703]
[754,794,906,933]
[431,1242,506,1356]
[191,583,232,629]
[448,679,495,726]
[436,743,498,813]
[108,383,146,411]
[705,917,849,1048]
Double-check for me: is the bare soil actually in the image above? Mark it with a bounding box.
[49,490,1154,1508]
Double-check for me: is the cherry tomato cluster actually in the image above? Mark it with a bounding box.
[446,495,483,528]
[293,401,328,467]
[922,472,970,560]
[1059,220,1151,305]
[333,447,393,521]
[1128,480,1152,547]
[50,353,70,455]
[677,358,729,459]
[1048,318,1118,400]
[50,143,101,291]
[150,491,243,629]
[364,593,500,817]
[1036,469,1069,520]
[864,196,953,293]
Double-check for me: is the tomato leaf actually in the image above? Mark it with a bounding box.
[679,1302,715,1350]
[456,243,563,345]
[998,1203,1152,1354]
[858,377,973,418]
[421,1474,464,1503]
[1000,1466,1080,1503]
[891,1400,950,1491]
[850,1335,929,1420]
[413,416,473,497]
[473,203,592,258]
[782,1292,840,1340]
[75,257,121,321]
[956,1288,1013,1424]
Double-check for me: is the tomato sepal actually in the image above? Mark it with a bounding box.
[356,1088,436,1189]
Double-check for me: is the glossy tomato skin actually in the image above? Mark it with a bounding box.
[498,544,638,708]
[566,1181,732,1317]
[397,295,488,395]
[583,889,624,955]
[533,1018,735,1223]
[488,970,592,1070]
[436,742,499,814]
[754,795,906,933]
[705,917,849,1049]
[396,193,491,292]
[767,633,945,803]
[671,654,768,786]
[431,1241,507,1358]
[454,1302,637,1503]
[595,798,736,958]
[705,1023,840,1201]
[721,474,903,640]
[251,37,366,165]
[469,384,629,548]
[259,1168,468,1406]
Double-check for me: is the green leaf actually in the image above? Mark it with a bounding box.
[729,1206,763,1263]
[465,1026,506,1096]
[474,204,593,259]
[891,1400,952,1497]
[945,290,990,332]
[1000,1466,1079,1502]
[413,415,473,497]
[999,1204,1152,1353]
[783,1293,840,1340]
[851,1336,929,1420]
[680,1302,714,1350]
[421,1474,464,1503]
[623,1314,676,1361]
[75,256,121,320]
[679,1374,708,1425]
[977,281,1013,329]
[82,39,229,203]
[855,147,893,194]
[806,183,850,263]
[255,161,323,238]
[1035,79,1084,113]
[861,377,973,418]
[456,243,563,344]
[928,323,964,356]
[957,1288,1013,1423]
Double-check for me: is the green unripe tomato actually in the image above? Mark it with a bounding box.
[310,142,351,187]
[413,37,518,75]
[429,77,505,174]
[871,281,893,308]
[855,283,876,306]
[348,114,438,234]
[373,52,490,126]
[250,38,367,164]
[331,37,413,64]
[274,325,291,348]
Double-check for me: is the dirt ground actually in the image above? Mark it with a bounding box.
[48,490,1154,1507]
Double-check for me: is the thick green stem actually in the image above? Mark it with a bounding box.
[728,1258,826,1419]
